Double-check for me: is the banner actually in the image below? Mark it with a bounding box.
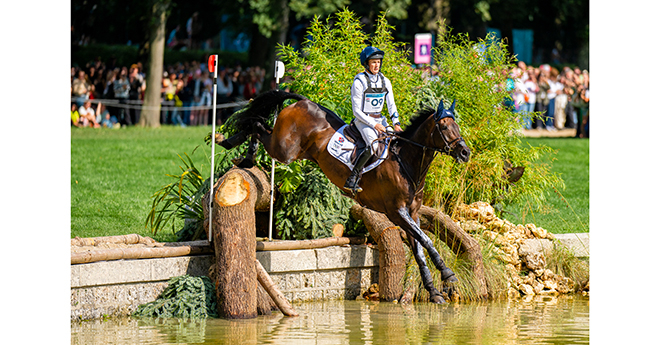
[414,33,432,64]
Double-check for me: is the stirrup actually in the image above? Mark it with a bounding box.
[344,175,363,193]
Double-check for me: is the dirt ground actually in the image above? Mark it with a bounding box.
[521,128,577,138]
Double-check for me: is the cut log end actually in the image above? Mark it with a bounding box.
[216,172,251,206]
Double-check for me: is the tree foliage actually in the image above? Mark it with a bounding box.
[277,10,563,217]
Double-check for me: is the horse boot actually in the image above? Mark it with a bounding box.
[232,136,259,168]
[344,146,372,193]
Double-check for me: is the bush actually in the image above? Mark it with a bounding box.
[422,27,564,215]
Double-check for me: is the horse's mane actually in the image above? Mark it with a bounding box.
[398,106,435,139]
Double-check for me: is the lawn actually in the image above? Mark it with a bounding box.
[504,137,589,234]
[71,126,214,241]
[71,127,589,240]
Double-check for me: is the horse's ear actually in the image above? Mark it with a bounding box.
[450,99,456,111]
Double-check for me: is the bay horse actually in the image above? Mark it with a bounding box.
[218,89,471,304]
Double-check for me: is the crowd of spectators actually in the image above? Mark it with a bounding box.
[71,59,267,128]
[72,58,588,138]
[509,62,590,138]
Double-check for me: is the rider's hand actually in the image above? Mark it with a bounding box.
[374,123,386,133]
[393,124,402,132]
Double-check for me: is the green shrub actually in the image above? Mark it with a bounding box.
[422,27,564,215]
[133,275,218,319]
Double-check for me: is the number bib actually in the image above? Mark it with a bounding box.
[361,72,388,115]
[363,92,386,113]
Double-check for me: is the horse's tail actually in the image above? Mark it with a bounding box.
[233,89,306,133]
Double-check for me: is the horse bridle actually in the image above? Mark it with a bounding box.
[383,108,465,195]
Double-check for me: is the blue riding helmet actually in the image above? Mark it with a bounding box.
[360,46,385,68]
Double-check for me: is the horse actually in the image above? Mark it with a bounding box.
[218,89,471,304]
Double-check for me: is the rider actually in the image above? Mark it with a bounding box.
[344,46,402,192]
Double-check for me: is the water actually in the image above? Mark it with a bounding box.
[71,295,588,344]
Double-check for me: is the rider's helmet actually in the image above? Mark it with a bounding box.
[360,46,385,69]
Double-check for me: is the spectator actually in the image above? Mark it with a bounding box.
[113,67,132,126]
[72,70,92,107]
[128,64,146,125]
[545,67,563,130]
[186,12,202,50]
[78,100,101,128]
[71,103,82,127]
[167,25,186,50]
[217,67,233,124]
[522,68,539,130]
[161,71,178,124]
[243,71,258,100]
[178,72,195,125]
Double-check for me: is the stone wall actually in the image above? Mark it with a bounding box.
[71,245,378,321]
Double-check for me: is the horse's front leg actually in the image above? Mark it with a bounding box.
[407,233,446,304]
[395,207,458,283]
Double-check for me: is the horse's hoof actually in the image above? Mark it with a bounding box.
[231,158,255,169]
[430,294,447,304]
[441,268,459,283]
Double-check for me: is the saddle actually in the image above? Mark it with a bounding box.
[343,120,389,165]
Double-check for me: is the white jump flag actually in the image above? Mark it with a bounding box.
[269,60,285,241]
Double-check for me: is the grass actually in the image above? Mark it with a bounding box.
[504,137,589,234]
[71,126,215,241]
[71,128,589,240]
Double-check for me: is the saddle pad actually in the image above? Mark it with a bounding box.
[327,125,389,173]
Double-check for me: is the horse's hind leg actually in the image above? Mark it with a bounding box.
[232,136,259,168]
[408,233,446,304]
[218,130,250,150]
[395,207,458,283]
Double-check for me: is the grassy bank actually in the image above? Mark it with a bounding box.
[506,137,589,234]
[71,126,214,241]
[71,128,589,240]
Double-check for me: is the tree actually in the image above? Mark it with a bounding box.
[139,0,171,128]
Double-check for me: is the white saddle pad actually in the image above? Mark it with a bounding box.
[326,125,389,173]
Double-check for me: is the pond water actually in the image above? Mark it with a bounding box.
[71,295,588,344]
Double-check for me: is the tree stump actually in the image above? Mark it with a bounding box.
[350,204,405,301]
[203,167,271,319]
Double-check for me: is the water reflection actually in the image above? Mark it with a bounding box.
[71,295,588,344]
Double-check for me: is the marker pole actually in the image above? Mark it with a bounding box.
[208,54,218,242]
[269,61,286,241]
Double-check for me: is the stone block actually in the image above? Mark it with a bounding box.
[257,250,317,272]
[519,239,553,258]
[553,233,589,258]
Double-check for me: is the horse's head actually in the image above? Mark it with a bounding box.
[433,100,471,163]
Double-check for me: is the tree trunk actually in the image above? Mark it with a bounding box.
[417,205,488,299]
[350,204,405,302]
[255,258,298,316]
[139,0,169,128]
[203,167,268,319]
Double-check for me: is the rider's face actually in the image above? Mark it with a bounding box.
[367,59,381,74]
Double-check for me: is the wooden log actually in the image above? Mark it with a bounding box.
[255,258,299,317]
[70,234,157,247]
[71,242,212,264]
[203,167,269,319]
[350,204,405,302]
[256,237,365,251]
[418,205,488,299]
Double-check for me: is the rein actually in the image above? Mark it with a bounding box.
[383,122,464,195]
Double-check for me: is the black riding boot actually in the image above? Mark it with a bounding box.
[344,146,372,193]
